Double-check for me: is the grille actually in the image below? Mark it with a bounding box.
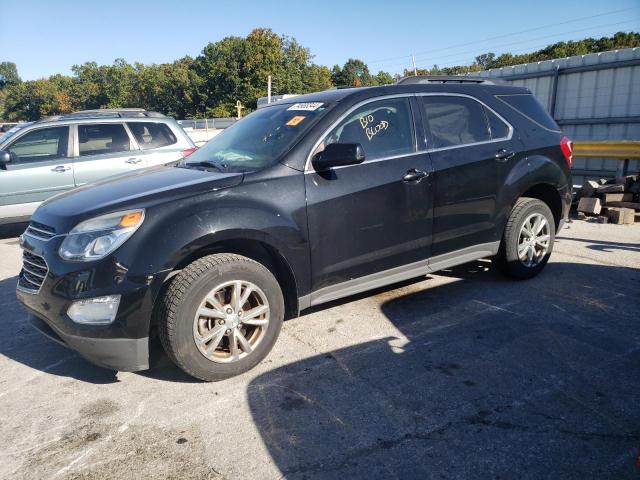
[24,221,56,240]
[18,251,49,293]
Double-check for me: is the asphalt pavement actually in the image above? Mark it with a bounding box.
[0,218,639,479]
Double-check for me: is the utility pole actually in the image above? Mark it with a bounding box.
[412,55,418,76]
[267,75,272,104]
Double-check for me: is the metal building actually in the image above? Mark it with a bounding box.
[469,47,640,185]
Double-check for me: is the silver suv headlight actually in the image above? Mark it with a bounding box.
[59,209,145,261]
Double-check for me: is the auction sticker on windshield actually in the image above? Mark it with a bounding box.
[287,102,323,111]
[286,115,306,126]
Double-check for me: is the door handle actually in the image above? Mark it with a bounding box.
[402,168,428,183]
[51,165,71,173]
[125,158,142,164]
[495,149,515,162]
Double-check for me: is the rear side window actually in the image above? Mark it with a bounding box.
[127,122,177,150]
[320,97,415,161]
[78,124,131,156]
[422,96,490,149]
[496,94,560,131]
[483,107,510,139]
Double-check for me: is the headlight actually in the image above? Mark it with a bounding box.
[59,209,145,261]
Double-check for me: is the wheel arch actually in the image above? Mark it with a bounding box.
[519,183,562,229]
[166,232,300,321]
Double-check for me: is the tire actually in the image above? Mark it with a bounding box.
[495,197,555,280]
[157,254,284,381]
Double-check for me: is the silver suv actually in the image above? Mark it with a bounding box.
[0,109,196,224]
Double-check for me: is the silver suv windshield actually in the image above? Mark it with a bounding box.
[182,101,332,172]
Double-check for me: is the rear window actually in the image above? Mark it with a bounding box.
[496,94,560,131]
[127,122,177,150]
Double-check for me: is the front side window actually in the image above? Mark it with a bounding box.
[320,97,415,161]
[422,96,490,149]
[7,126,69,163]
[127,122,177,150]
[78,124,131,156]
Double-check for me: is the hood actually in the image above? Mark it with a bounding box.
[34,165,243,231]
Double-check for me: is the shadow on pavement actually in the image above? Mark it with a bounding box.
[247,261,640,479]
[0,275,119,384]
[557,235,640,253]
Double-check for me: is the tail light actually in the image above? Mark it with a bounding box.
[560,136,573,168]
[182,147,197,158]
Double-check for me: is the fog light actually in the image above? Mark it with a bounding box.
[67,295,121,325]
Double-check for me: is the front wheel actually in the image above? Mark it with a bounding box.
[157,254,284,381]
[495,197,555,279]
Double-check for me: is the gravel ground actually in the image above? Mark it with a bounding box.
[0,218,639,479]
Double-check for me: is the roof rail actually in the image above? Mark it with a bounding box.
[38,109,166,123]
[396,75,500,85]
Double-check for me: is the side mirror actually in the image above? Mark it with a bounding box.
[0,150,10,165]
[312,143,365,171]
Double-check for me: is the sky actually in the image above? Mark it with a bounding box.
[1,0,639,80]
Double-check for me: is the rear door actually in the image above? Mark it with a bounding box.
[305,95,433,296]
[420,94,520,256]
[0,125,73,217]
[72,122,146,186]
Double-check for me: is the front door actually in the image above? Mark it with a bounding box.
[72,123,146,186]
[305,96,433,297]
[0,125,73,219]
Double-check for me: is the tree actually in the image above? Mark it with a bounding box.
[474,53,496,70]
[0,62,21,89]
[332,59,376,87]
[375,71,394,85]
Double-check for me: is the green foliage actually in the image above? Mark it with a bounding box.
[413,31,640,76]
[2,30,638,121]
[0,62,21,89]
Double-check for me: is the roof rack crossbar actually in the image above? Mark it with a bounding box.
[396,75,499,85]
[37,109,166,123]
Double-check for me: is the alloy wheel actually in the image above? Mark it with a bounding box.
[193,280,270,363]
[518,213,551,268]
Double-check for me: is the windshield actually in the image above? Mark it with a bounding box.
[0,122,34,144]
[182,101,332,171]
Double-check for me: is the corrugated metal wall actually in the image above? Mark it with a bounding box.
[469,47,640,186]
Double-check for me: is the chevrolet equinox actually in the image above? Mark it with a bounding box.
[16,77,572,381]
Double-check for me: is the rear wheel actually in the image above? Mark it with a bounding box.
[158,254,284,381]
[495,197,555,279]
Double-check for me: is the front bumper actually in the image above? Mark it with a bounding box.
[15,230,167,372]
[28,313,149,371]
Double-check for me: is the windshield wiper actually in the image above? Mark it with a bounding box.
[180,161,228,173]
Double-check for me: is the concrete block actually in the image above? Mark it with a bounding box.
[577,197,601,215]
[602,193,634,205]
[580,180,599,197]
[597,184,625,194]
[607,208,624,224]
[606,208,633,224]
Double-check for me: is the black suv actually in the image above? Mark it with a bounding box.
[16,77,572,381]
